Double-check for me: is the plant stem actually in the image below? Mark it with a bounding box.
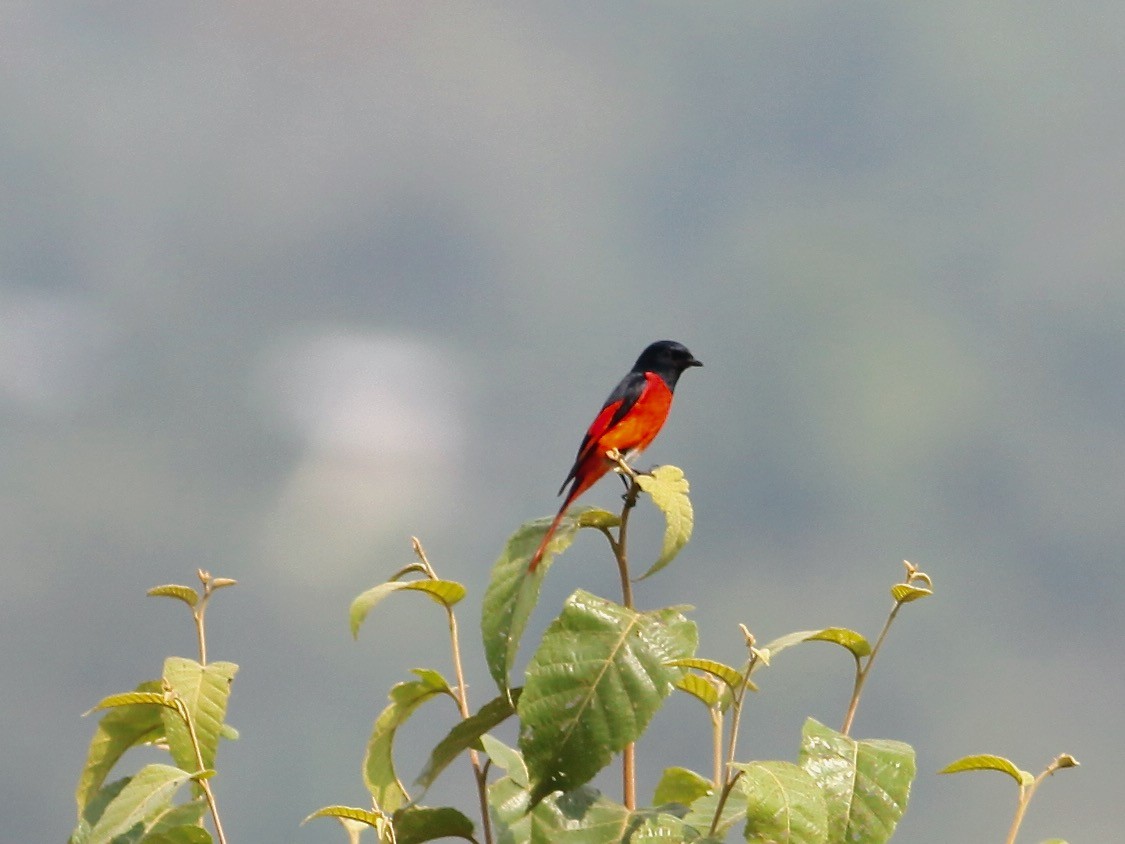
[723,651,758,775]
[175,699,227,844]
[707,769,745,837]
[611,473,641,810]
[1004,757,1075,844]
[841,600,903,735]
[194,602,208,666]
[710,706,723,788]
[414,539,494,844]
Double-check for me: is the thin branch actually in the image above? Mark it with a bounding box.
[413,538,494,844]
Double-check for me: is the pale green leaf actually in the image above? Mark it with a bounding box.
[76,681,167,818]
[799,719,915,844]
[86,764,192,844]
[518,591,697,803]
[415,691,518,792]
[480,734,527,788]
[146,585,199,608]
[161,658,238,775]
[939,754,1033,786]
[653,766,713,807]
[807,627,872,659]
[635,465,693,579]
[737,760,828,843]
[363,670,451,813]
[481,508,599,697]
[350,579,466,638]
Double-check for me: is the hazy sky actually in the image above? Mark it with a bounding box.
[3,4,1123,842]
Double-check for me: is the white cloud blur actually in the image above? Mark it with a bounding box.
[256,329,464,585]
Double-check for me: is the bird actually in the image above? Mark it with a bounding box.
[528,340,702,571]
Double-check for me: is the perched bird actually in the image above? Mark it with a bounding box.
[529,340,702,571]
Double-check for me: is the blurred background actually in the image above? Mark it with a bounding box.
[4,3,1122,841]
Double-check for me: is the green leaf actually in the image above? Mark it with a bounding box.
[145,797,208,835]
[488,776,532,842]
[799,719,915,844]
[635,465,693,579]
[530,788,630,842]
[654,766,713,807]
[737,760,828,843]
[139,826,211,844]
[85,764,192,844]
[626,811,693,842]
[364,670,452,813]
[577,507,622,530]
[415,691,518,792]
[806,627,872,659]
[667,657,744,692]
[350,579,466,638]
[683,775,750,839]
[675,673,721,708]
[303,805,388,830]
[518,591,697,803]
[77,681,167,818]
[939,754,1034,786]
[480,734,528,787]
[161,658,238,774]
[481,509,598,697]
[78,777,130,833]
[393,805,475,844]
[890,584,933,603]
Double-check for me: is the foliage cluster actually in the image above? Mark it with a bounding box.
[70,465,1076,843]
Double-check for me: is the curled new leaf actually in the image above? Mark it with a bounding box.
[939,754,1034,786]
[807,627,873,659]
[146,585,199,608]
[666,657,744,692]
[350,579,466,639]
[302,805,388,830]
[891,583,933,604]
[674,673,721,708]
[635,465,694,579]
[86,692,176,715]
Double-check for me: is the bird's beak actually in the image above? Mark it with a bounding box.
[689,358,703,367]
